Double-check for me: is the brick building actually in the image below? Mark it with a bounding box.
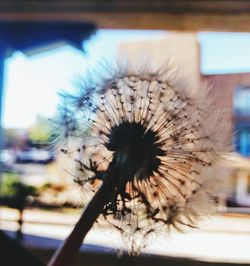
[205,73,250,206]
[119,33,250,207]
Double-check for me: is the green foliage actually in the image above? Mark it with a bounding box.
[28,115,52,144]
[0,174,38,210]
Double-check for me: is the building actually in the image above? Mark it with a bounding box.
[205,72,250,207]
[119,32,250,208]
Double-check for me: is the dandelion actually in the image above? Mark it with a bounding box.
[49,62,230,265]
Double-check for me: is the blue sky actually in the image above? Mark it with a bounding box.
[3,29,167,129]
[3,46,87,129]
[198,32,250,74]
[3,30,250,129]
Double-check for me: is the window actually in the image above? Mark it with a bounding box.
[234,86,250,157]
[234,86,250,115]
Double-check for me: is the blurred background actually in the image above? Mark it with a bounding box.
[1,1,250,266]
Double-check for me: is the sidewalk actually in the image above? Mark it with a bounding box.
[1,207,250,264]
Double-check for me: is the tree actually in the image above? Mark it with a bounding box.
[28,115,52,146]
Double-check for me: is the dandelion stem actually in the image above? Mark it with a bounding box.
[48,180,110,266]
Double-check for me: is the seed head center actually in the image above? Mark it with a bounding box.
[106,122,164,182]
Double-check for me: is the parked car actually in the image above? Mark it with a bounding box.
[0,149,16,165]
[15,148,55,164]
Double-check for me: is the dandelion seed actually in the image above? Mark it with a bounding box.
[55,63,230,255]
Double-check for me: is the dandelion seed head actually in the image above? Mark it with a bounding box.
[55,61,231,254]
